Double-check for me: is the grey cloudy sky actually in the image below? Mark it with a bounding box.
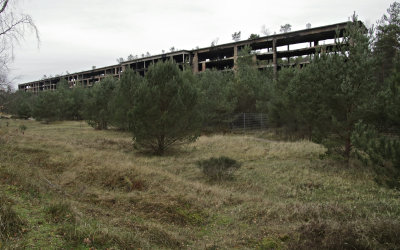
[9,0,395,88]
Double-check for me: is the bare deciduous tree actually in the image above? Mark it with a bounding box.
[0,0,39,90]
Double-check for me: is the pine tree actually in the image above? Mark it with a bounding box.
[282,58,332,140]
[352,121,400,187]
[32,91,60,123]
[110,68,142,130]
[325,17,377,160]
[232,46,269,113]
[271,16,377,162]
[56,79,85,120]
[196,69,235,131]
[375,2,400,83]
[5,91,34,118]
[83,77,116,130]
[131,60,201,155]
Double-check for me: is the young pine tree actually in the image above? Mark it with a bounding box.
[232,45,267,113]
[56,79,85,120]
[374,2,400,84]
[32,91,61,123]
[324,16,377,161]
[196,69,235,131]
[83,77,116,130]
[110,68,142,130]
[131,60,201,155]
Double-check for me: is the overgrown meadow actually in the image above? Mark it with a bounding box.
[1,120,399,249]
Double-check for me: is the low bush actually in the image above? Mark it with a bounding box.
[196,156,241,181]
[18,124,27,134]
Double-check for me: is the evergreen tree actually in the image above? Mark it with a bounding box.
[69,84,86,120]
[4,91,34,118]
[110,68,142,130]
[83,77,116,130]
[282,59,332,140]
[131,60,201,155]
[271,16,377,162]
[372,2,400,132]
[233,46,269,113]
[268,67,297,129]
[196,69,235,130]
[56,79,85,120]
[352,121,400,188]
[374,2,400,83]
[32,90,61,123]
[385,54,400,131]
[324,17,377,160]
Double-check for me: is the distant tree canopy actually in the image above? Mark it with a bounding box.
[232,31,241,41]
[280,24,292,33]
[248,34,260,40]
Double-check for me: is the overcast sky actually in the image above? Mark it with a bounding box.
[8,0,395,88]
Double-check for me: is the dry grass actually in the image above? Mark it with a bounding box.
[0,119,399,249]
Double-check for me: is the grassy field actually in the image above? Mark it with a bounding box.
[0,119,399,249]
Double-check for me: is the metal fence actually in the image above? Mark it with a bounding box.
[230,113,268,130]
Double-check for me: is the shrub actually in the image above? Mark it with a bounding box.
[18,124,27,134]
[0,195,24,240]
[196,156,241,181]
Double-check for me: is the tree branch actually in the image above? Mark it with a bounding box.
[0,0,9,14]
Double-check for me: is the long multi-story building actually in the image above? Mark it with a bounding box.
[18,21,357,93]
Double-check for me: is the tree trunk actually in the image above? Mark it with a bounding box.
[157,135,165,155]
[344,132,352,166]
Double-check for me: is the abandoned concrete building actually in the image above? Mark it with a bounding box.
[18,21,357,93]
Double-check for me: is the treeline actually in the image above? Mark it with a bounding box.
[2,7,400,184]
[4,48,271,154]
